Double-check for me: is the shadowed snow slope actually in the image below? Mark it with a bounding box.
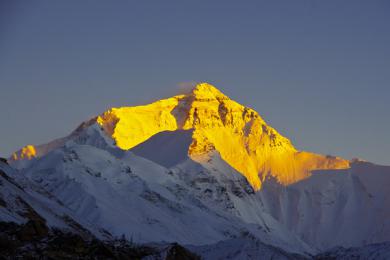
[131,130,193,168]
[316,241,390,260]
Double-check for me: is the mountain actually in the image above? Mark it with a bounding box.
[12,83,348,190]
[5,82,390,258]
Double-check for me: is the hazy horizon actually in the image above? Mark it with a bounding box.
[1,1,389,165]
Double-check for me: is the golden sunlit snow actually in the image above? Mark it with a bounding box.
[12,145,36,160]
[96,83,349,189]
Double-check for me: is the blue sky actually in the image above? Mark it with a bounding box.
[1,0,389,164]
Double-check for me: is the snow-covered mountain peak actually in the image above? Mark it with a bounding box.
[11,83,349,190]
[190,82,230,101]
[95,83,349,189]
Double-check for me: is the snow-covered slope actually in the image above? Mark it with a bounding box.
[0,161,109,240]
[12,140,313,255]
[259,161,390,250]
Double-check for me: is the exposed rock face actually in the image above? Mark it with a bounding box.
[0,158,8,164]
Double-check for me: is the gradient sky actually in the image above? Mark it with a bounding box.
[1,1,389,165]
